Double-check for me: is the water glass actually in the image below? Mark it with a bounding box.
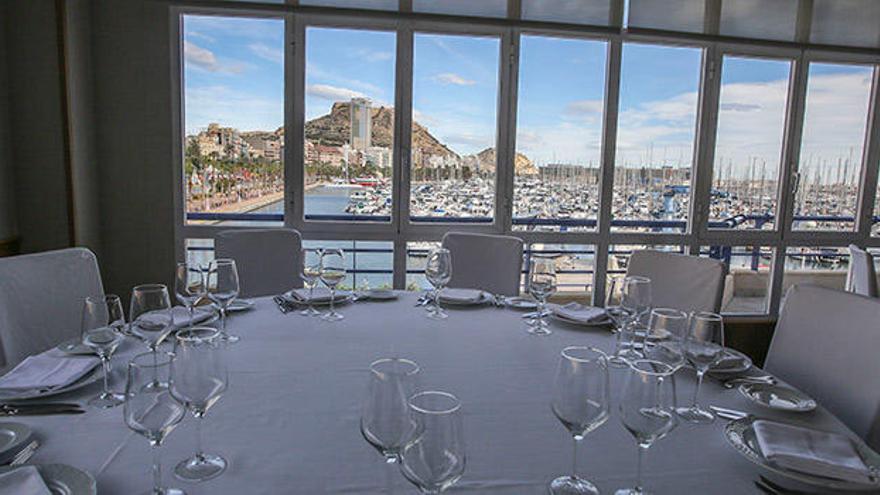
[424,248,452,320]
[361,358,420,463]
[300,248,323,317]
[616,359,677,495]
[124,352,187,495]
[82,295,126,408]
[207,259,241,343]
[400,391,466,494]
[550,347,610,495]
[130,284,173,352]
[607,276,652,366]
[175,262,206,328]
[320,249,346,322]
[642,308,689,371]
[676,311,725,424]
[527,256,556,335]
[171,327,228,482]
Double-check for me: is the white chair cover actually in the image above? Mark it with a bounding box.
[846,244,878,298]
[441,232,523,296]
[0,248,104,371]
[767,285,880,450]
[625,250,726,313]
[214,228,303,298]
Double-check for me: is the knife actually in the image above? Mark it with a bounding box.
[0,404,85,416]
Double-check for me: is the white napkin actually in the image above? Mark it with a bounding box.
[0,349,99,392]
[288,288,350,303]
[550,303,608,324]
[0,466,51,495]
[753,420,873,483]
[171,306,215,329]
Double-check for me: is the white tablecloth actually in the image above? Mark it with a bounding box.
[7,294,863,494]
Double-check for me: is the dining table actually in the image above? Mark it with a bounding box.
[6,292,869,494]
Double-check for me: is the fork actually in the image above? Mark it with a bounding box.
[8,440,39,466]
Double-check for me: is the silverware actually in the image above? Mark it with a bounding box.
[8,440,39,466]
[709,405,750,420]
[0,404,84,416]
[272,296,290,314]
[755,479,779,495]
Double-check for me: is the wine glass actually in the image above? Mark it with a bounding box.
[605,277,635,367]
[550,347,610,495]
[527,256,557,335]
[424,248,452,320]
[320,249,346,322]
[642,308,689,371]
[175,262,206,328]
[206,259,240,343]
[300,248,323,317]
[361,358,420,464]
[171,327,228,482]
[124,352,187,495]
[676,312,725,424]
[81,295,126,408]
[129,284,173,353]
[608,276,652,366]
[616,359,677,495]
[400,391,466,494]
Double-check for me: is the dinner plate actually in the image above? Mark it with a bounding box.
[502,297,538,310]
[739,382,817,412]
[361,289,398,301]
[0,366,103,401]
[225,299,255,312]
[724,416,880,491]
[285,291,354,307]
[0,464,96,495]
[0,422,32,464]
[711,347,753,375]
[438,290,493,306]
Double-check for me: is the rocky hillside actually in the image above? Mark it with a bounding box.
[475,147,538,175]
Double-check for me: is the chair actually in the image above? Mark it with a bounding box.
[441,232,524,296]
[214,228,303,298]
[625,250,727,313]
[766,285,880,450]
[0,248,104,371]
[846,244,878,298]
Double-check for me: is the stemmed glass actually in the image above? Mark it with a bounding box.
[170,327,228,482]
[400,391,466,494]
[607,276,652,366]
[175,262,206,328]
[129,284,174,353]
[676,312,725,424]
[550,347,610,495]
[206,259,241,343]
[616,359,677,495]
[642,308,689,371]
[300,248,323,317]
[424,248,452,320]
[361,358,420,463]
[320,249,346,322]
[124,352,187,495]
[81,295,126,408]
[527,256,557,335]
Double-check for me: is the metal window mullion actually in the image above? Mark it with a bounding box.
[498,29,520,235]
[795,0,813,45]
[855,68,880,239]
[288,15,306,232]
[393,24,414,289]
[170,9,186,262]
[691,45,721,244]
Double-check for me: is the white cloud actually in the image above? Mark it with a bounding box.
[433,73,476,86]
[306,84,367,101]
[185,85,282,135]
[249,43,283,64]
[565,99,604,115]
[354,49,393,63]
[184,41,246,74]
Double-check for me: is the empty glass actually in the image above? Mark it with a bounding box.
[130,284,174,353]
[616,360,677,495]
[361,358,420,463]
[82,295,126,408]
[605,278,635,367]
[676,312,725,424]
[171,327,228,482]
[608,276,652,366]
[550,347,610,495]
[175,262,206,328]
[124,352,187,495]
[300,248,323,317]
[400,391,466,494]
[424,248,452,320]
[527,257,557,335]
[206,259,240,343]
[320,249,346,322]
[642,308,689,371]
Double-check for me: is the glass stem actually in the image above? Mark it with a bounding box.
[692,370,704,408]
[152,444,163,493]
[433,286,441,314]
[330,287,336,315]
[100,356,111,394]
[636,444,646,493]
[308,284,315,314]
[571,437,579,479]
[538,297,546,327]
[384,458,395,495]
[188,304,194,328]
[221,307,227,335]
[195,412,204,460]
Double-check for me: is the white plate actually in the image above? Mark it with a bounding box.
[0,464,96,495]
[724,416,880,491]
[438,290,493,306]
[0,366,103,401]
[285,291,354,307]
[225,299,255,312]
[0,422,32,464]
[739,382,817,412]
[503,297,538,310]
[711,348,753,375]
[362,289,398,301]
[55,340,92,356]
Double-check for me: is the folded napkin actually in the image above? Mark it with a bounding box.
[550,302,608,324]
[171,306,215,329]
[439,288,485,304]
[754,420,873,484]
[287,288,351,303]
[0,349,99,392]
[0,466,51,495]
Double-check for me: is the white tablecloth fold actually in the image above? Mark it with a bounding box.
[171,306,215,329]
[440,288,486,304]
[0,466,51,495]
[286,288,351,303]
[0,349,99,392]
[549,302,608,324]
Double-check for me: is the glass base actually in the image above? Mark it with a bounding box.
[615,488,648,495]
[222,334,240,344]
[426,308,448,320]
[139,488,185,495]
[88,391,124,409]
[174,452,227,482]
[321,311,344,322]
[300,306,321,317]
[550,475,599,495]
[527,323,551,336]
[675,405,715,424]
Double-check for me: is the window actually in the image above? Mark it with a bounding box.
[302,240,394,289]
[701,245,773,314]
[514,35,606,232]
[182,15,285,227]
[782,246,849,294]
[524,244,595,296]
[410,33,500,222]
[304,27,396,221]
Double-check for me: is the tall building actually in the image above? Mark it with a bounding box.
[349,97,371,151]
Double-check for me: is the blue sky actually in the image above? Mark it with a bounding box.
[184,15,875,178]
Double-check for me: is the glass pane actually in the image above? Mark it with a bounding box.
[782,246,849,295]
[811,0,880,49]
[524,244,595,298]
[873,176,880,236]
[183,16,284,227]
[711,56,791,230]
[185,238,214,269]
[411,33,500,222]
[700,245,772,314]
[304,27,396,222]
[514,35,607,233]
[793,63,874,231]
[613,43,702,233]
[521,0,611,25]
[302,240,393,289]
[406,241,441,290]
[413,0,508,18]
[627,0,705,33]
[719,0,798,42]
[299,0,398,10]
